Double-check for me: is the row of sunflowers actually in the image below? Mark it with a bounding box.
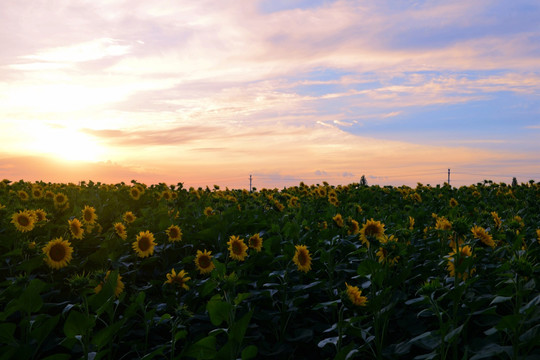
[1,178,539,359]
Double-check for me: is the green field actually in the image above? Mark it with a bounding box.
[1,179,539,359]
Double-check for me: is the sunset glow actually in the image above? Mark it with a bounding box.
[1,1,539,188]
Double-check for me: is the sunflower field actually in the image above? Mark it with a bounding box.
[1,178,539,360]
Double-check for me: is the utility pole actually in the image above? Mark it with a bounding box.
[448,168,450,185]
[249,174,252,192]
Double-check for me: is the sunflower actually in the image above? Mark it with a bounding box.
[68,218,84,240]
[0,203,5,211]
[18,190,29,201]
[227,235,248,261]
[359,219,386,248]
[194,249,215,274]
[447,245,475,280]
[273,201,284,212]
[33,209,47,224]
[11,210,36,232]
[328,196,339,206]
[113,222,127,240]
[376,235,400,266]
[537,229,540,244]
[164,268,191,290]
[129,187,141,200]
[435,217,452,231]
[333,214,344,228]
[166,225,182,242]
[204,206,213,216]
[471,225,496,248]
[81,205,98,225]
[161,190,172,201]
[53,193,68,208]
[94,271,124,297]
[345,283,368,307]
[132,230,156,258]
[293,245,312,272]
[491,212,502,229]
[288,196,300,208]
[43,237,73,270]
[31,186,43,199]
[449,198,458,208]
[248,233,263,252]
[348,219,360,235]
[44,190,55,200]
[123,211,136,223]
[408,216,415,230]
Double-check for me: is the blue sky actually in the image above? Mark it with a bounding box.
[0,0,539,188]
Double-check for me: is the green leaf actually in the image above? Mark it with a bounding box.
[63,310,95,338]
[241,345,258,360]
[234,292,251,305]
[444,324,464,343]
[31,314,60,346]
[91,318,126,348]
[20,279,46,314]
[140,347,165,360]
[318,336,339,348]
[0,323,17,346]
[519,323,540,343]
[41,355,71,360]
[490,296,512,305]
[496,314,522,332]
[183,336,217,360]
[229,311,253,343]
[469,344,512,360]
[206,295,232,327]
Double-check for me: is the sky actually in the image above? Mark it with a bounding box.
[1,0,539,189]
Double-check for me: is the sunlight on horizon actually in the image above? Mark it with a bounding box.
[28,126,107,163]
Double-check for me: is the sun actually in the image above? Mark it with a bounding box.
[30,125,106,162]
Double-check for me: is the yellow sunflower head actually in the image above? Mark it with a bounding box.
[435,217,452,231]
[293,244,312,273]
[53,193,68,207]
[333,214,344,228]
[491,212,502,229]
[345,282,368,307]
[227,235,248,261]
[43,237,73,270]
[446,245,475,280]
[82,205,98,225]
[68,218,84,240]
[11,210,36,232]
[94,270,124,298]
[132,230,156,258]
[33,209,48,224]
[471,225,496,248]
[348,219,360,235]
[408,216,415,230]
[113,222,127,240]
[204,207,213,216]
[164,268,191,290]
[248,233,263,252]
[449,198,458,208]
[376,235,400,266]
[359,219,386,248]
[123,211,136,223]
[31,186,43,199]
[166,225,182,242]
[129,187,141,200]
[18,190,29,201]
[194,249,215,275]
[161,190,172,200]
